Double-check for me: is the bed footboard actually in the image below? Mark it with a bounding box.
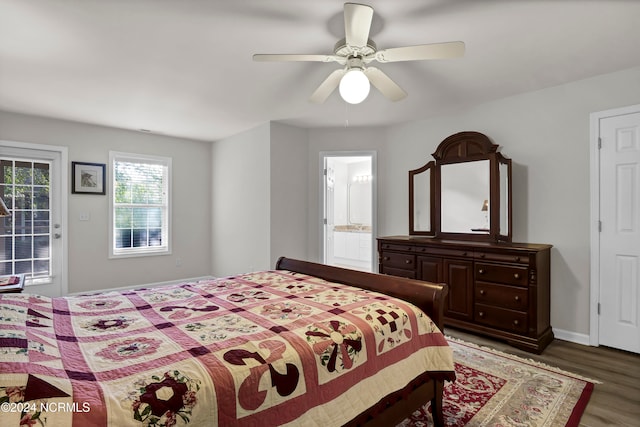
[275,257,448,332]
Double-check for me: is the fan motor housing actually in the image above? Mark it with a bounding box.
[334,38,377,58]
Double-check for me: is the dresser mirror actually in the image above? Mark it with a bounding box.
[409,131,512,242]
[440,160,490,234]
[409,161,434,234]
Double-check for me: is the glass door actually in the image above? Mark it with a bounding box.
[1,143,66,296]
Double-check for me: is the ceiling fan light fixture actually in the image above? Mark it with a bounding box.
[339,68,370,104]
[254,3,464,104]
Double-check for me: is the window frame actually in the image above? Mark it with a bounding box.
[108,151,172,259]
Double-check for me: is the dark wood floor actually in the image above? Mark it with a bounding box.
[444,328,640,427]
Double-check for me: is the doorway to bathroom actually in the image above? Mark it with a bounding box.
[321,152,376,272]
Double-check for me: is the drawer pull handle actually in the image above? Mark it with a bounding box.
[479,290,486,295]
[462,252,467,256]
[515,257,521,262]
[405,260,412,264]
[478,269,485,274]
[514,273,520,279]
[514,296,520,302]
[513,320,519,326]
[383,256,390,261]
[478,311,485,318]
[479,253,485,258]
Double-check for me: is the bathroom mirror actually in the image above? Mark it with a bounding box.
[409,131,512,242]
[348,181,372,225]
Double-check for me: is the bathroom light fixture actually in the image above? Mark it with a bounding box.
[339,68,370,104]
[353,174,373,183]
[0,196,10,217]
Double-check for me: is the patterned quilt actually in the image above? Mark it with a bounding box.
[0,270,454,426]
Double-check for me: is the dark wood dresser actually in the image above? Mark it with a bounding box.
[378,236,553,353]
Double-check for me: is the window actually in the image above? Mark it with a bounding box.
[109,152,171,258]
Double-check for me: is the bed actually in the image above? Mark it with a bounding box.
[0,257,455,426]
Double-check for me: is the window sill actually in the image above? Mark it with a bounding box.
[109,248,172,259]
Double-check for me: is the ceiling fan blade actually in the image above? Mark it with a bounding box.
[344,3,374,48]
[309,69,345,104]
[373,41,465,63]
[253,54,340,63]
[364,67,407,102]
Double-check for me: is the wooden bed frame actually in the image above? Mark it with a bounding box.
[275,257,451,427]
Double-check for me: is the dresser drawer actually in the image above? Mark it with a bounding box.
[380,252,416,270]
[475,282,528,310]
[381,266,416,279]
[475,263,528,287]
[474,251,530,265]
[475,303,528,334]
[412,246,471,258]
[380,243,416,252]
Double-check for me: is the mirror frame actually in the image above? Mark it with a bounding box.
[409,131,512,242]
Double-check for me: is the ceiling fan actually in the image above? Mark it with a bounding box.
[253,2,465,104]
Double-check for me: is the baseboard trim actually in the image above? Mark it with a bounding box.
[67,275,216,296]
[553,328,591,346]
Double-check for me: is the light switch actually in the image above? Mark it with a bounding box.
[79,212,90,221]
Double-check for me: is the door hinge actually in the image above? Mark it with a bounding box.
[598,220,602,232]
[597,302,601,315]
[323,218,327,225]
[323,168,327,176]
[598,137,602,149]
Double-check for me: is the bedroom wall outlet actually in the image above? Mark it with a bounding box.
[79,212,90,221]
[175,257,182,267]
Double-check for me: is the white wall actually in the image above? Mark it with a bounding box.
[270,122,308,267]
[0,111,212,293]
[211,123,271,276]
[210,122,308,277]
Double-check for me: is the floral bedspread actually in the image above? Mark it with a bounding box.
[0,270,454,426]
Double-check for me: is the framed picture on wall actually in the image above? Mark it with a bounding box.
[72,161,106,195]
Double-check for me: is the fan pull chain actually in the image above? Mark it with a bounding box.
[344,101,350,128]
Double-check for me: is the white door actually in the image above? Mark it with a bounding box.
[323,161,336,266]
[598,110,640,354]
[0,142,67,297]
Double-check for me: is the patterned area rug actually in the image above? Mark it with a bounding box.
[398,338,596,427]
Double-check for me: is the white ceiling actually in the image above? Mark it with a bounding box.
[1,0,639,142]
